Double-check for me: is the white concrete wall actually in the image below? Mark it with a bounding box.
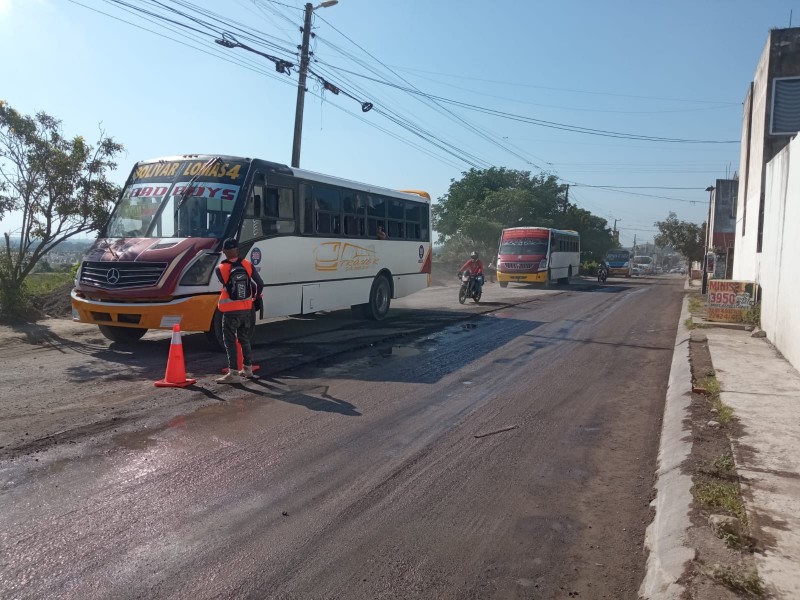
[761,137,800,371]
[734,38,770,281]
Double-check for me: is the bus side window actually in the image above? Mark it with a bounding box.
[263,185,296,235]
[315,186,341,236]
[344,192,366,237]
[240,174,264,244]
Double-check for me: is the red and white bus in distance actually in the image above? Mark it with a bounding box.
[496,227,580,287]
[71,155,432,347]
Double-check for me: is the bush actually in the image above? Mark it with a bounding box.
[580,260,598,276]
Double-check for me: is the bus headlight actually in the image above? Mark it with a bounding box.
[539,259,548,271]
[180,252,219,286]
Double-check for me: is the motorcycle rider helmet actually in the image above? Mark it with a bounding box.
[471,251,479,260]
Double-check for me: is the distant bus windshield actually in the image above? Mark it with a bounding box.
[498,238,549,255]
[107,158,248,238]
[606,251,631,262]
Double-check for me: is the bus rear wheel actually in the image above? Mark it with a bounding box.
[98,325,147,343]
[363,275,391,320]
[558,265,572,285]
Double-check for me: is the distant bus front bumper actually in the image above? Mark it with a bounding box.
[71,290,218,332]
[497,271,547,283]
[608,268,631,277]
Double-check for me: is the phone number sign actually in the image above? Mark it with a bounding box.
[707,280,757,323]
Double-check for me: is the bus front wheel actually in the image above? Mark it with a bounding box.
[364,275,391,320]
[499,281,508,288]
[98,325,147,343]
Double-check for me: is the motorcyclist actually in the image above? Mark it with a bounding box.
[459,251,485,294]
[597,259,609,282]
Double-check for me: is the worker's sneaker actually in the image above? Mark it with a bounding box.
[216,370,241,384]
[240,364,254,378]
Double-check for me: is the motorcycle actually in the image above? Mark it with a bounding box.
[597,263,608,283]
[458,271,483,304]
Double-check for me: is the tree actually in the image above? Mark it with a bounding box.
[432,166,613,261]
[653,212,706,264]
[0,102,123,316]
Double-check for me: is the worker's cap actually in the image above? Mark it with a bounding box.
[222,238,238,250]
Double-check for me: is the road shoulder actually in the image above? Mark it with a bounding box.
[640,296,695,599]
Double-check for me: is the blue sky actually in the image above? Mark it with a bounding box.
[0,0,796,246]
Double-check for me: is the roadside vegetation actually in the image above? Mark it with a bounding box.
[685,325,765,598]
[710,566,765,597]
[432,167,615,264]
[0,101,122,319]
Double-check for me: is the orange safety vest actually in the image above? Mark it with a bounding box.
[217,259,255,313]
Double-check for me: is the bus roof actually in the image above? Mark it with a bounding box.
[135,154,430,204]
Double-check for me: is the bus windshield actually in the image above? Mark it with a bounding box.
[606,251,631,262]
[106,158,248,238]
[499,237,549,255]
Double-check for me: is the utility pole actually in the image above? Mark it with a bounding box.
[702,185,715,294]
[632,233,637,253]
[291,3,314,169]
[563,184,569,213]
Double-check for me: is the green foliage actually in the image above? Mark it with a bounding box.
[710,566,765,597]
[713,452,735,475]
[24,272,74,295]
[684,317,695,330]
[580,260,598,275]
[742,303,761,327]
[432,167,614,262]
[0,101,123,317]
[654,211,706,263]
[694,481,748,523]
[688,294,704,314]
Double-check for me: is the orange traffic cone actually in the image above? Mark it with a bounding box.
[155,325,197,388]
[222,339,261,375]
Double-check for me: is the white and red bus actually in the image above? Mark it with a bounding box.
[496,227,580,287]
[71,155,432,346]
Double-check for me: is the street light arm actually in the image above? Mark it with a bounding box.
[214,32,294,74]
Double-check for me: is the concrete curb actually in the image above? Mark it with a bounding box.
[640,295,696,599]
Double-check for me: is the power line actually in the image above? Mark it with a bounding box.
[569,184,705,204]
[312,18,549,169]
[379,64,742,106]
[572,185,708,190]
[316,63,740,144]
[388,70,739,115]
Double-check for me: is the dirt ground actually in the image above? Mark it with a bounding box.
[678,293,765,599]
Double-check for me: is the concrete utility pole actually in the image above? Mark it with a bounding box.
[292,1,338,168]
[702,185,715,294]
[292,4,315,169]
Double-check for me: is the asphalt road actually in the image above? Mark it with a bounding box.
[0,276,684,599]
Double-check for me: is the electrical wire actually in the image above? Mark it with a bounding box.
[315,63,740,144]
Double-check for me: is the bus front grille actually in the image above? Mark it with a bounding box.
[502,262,536,271]
[80,261,168,289]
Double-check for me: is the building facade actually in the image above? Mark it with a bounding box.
[734,27,800,370]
